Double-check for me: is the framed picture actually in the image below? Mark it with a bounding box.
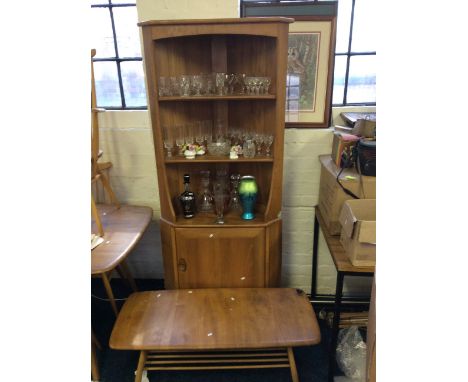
[241,1,337,128]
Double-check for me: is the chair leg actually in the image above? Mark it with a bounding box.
[99,171,120,207]
[101,272,118,317]
[287,347,299,382]
[119,260,138,292]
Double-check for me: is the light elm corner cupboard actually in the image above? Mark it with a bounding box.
[138,18,292,289]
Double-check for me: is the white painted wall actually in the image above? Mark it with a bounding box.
[96,0,375,295]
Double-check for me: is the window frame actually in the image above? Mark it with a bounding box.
[91,1,146,110]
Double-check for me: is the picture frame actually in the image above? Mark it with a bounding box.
[241,1,337,128]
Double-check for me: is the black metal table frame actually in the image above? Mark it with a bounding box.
[311,213,374,382]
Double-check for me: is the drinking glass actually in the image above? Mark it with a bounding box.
[254,133,264,156]
[213,182,227,224]
[180,75,191,96]
[169,76,179,96]
[263,77,271,94]
[192,75,203,96]
[215,72,226,96]
[194,121,204,146]
[162,125,174,157]
[198,170,214,212]
[265,134,274,157]
[202,120,213,144]
[184,123,194,145]
[226,73,236,94]
[174,125,185,155]
[243,139,256,158]
[229,173,242,212]
[236,73,246,95]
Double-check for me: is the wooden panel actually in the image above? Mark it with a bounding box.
[160,219,178,289]
[266,219,282,287]
[227,36,277,94]
[175,227,265,288]
[109,288,320,350]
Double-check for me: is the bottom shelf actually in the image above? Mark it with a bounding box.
[174,210,268,227]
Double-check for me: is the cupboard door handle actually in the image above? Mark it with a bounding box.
[178,258,187,272]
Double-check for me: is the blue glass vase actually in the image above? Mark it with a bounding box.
[238,175,258,220]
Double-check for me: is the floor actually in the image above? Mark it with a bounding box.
[91,279,335,382]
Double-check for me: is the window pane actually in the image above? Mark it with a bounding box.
[336,0,352,53]
[351,0,376,52]
[347,55,376,103]
[91,8,116,58]
[94,61,122,107]
[332,55,347,105]
[112,6,142,57]
[121,61,147,107]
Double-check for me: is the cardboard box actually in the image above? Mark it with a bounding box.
[331,132,360,168]
[318,155,376,235]
[339,199,376,266]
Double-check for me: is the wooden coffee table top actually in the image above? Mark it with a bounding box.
[110,288,321,351]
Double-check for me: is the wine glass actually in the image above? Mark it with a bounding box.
[263,77,271,94]
[265,134,274,157]
[174,125,185,155]
[192,75,203,96]
[162,125,174,157]
[194,121,204,146]
[202,120,213,145]
[254,133,264,156]
[180,75,191,96]
[215,72,226,96]
[184,123,194,145]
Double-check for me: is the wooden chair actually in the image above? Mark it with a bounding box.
[91,49,152,317]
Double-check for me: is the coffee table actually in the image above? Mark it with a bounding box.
[110,288,321,382]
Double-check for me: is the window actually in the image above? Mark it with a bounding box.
[91,0,147,109]
[333,0,376,106]
[241,0,376,107]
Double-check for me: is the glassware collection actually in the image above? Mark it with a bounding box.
[163,119,274,159]
[158,73,273,97]
[179,170,258,223]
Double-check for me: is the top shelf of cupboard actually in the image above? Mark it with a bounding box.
[138,17,294,40]
[138,17,294,27]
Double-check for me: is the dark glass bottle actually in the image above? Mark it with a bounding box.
[179,174,196,218]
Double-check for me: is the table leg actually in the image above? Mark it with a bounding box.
[135,351,147,382]
[119,259,138,292]
[101,272,119,317]
[287,347,299,382]
[311,213,320,299]
[328,272,345,382]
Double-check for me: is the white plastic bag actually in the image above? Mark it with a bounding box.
[336,326,367,381]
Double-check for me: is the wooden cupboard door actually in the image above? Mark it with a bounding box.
[175,228,265,288]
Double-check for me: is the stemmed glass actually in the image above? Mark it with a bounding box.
[236,73,246,95]
[226,74,236,94]
[184,123,194,145]
[254,133,264,156]
[180,75,191,96]
[202,120,213,145]
[265,134,274,157]
[174,125,185,155]
[199,170,214,212]
[194,121,204,146]
[162,125,174,157]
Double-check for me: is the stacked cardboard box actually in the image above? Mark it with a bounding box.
[318,155,376,235]
[339,199,376,267]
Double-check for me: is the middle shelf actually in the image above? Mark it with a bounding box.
[165,155,274,163]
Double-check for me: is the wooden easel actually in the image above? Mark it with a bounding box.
[91,48,120,236]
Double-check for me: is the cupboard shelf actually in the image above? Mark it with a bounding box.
[165,156,274,164]
[158,95,276,102]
